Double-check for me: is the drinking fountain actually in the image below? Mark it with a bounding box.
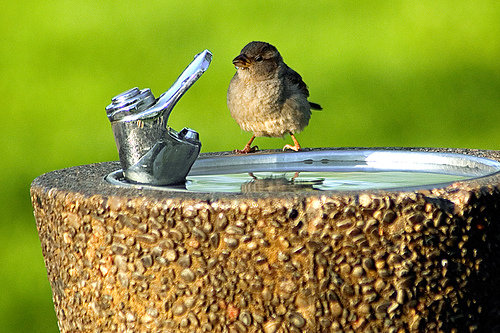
[31,50,500,332]
[105,49,210,186]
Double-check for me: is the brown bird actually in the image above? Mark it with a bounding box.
[227,41,322,153]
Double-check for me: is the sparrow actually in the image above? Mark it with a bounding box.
[227,41,322,153]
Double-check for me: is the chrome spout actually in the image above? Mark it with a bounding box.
[105,49,212,185]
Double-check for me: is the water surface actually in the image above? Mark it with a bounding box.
[185,171,468,193]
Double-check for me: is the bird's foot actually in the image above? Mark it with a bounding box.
[282,144,301,152]
[234,145,259,154]
[284,133,302,152]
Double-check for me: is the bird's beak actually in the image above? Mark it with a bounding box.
[232,54,250,69]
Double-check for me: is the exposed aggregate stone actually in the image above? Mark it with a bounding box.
[31,148,500,332]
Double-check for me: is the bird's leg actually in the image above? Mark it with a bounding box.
[283,133,301,151]
[235,135,259,154]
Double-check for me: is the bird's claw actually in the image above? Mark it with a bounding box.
[234,145,259,154]
[283,144,301,152]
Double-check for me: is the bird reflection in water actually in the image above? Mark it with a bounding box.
[240,172,324,193]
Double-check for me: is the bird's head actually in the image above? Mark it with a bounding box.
[232,41,283,80]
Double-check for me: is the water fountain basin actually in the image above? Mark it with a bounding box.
[107,148,500,193]
[31,147,500,332]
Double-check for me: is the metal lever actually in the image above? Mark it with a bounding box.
[106,50,212,185]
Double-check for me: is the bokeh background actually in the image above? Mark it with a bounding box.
[1,0,499,331]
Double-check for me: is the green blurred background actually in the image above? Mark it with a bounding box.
[1,0,499,331]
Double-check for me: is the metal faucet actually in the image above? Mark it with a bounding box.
[106,49,212,185]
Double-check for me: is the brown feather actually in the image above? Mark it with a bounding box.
[227,41,322,144]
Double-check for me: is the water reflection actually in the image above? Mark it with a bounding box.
[107,169,471,193]
[241,172,324,193]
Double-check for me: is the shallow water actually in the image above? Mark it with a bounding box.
[185,171,468,193]
[107,150,500,193]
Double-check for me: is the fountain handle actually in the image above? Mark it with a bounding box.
[105,50,212,185]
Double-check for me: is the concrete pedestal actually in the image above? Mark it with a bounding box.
[31,148,500,332]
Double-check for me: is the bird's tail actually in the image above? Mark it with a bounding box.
[309,102,323,110]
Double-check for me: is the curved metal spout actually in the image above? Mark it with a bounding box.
[105,49,212,185]
[106,50,212,123]
[119,50,212,123]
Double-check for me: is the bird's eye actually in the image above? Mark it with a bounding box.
[255,56,263,62]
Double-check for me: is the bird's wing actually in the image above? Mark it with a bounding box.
[284,65,323,110]
[284,65,310,98]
